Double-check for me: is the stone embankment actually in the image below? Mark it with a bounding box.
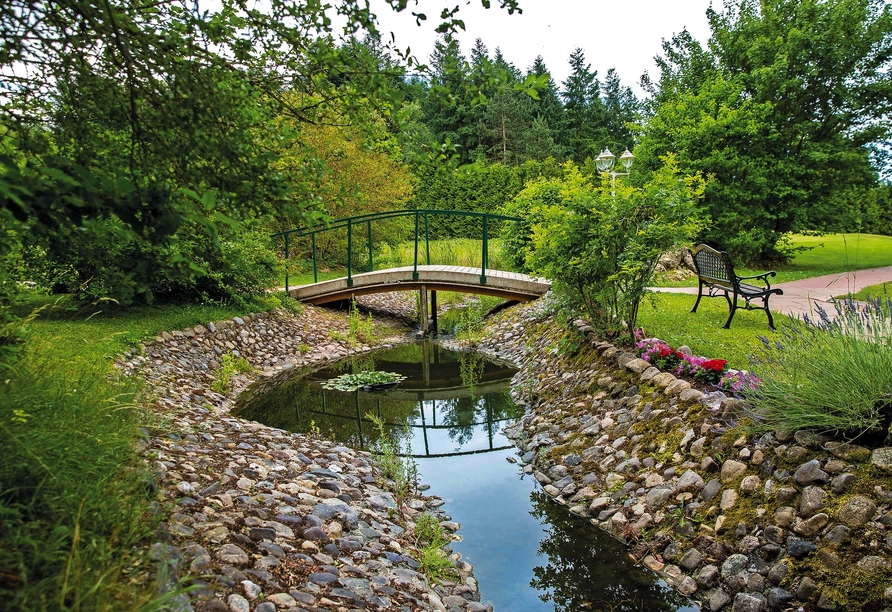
[120,304,489,612]
[472,299,892,612]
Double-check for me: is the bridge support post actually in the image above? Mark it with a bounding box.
[430,290,438,336]
[418,285,429,337]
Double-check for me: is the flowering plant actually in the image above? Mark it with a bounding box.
[718,370,762,396]
[635,338,732,386]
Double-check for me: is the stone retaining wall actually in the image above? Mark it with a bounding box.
[122,305,489,612]
[470,298,892,612]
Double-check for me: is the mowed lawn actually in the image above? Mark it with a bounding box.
[658,233,892,286]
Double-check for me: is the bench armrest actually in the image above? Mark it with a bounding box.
[736,270,776,282]
[735,270,776,290]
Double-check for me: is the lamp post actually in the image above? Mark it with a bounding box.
[595,147,635,196]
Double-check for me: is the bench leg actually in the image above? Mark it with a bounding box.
[691,282,704,313]
[764,298,776,330]
[723,292,738,329]
[723,304,737,329]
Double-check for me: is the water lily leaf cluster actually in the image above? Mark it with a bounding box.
[322,371,407,392]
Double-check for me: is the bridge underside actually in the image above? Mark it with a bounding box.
[289,265,550,305]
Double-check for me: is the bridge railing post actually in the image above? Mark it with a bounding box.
[424,212,430,265]
[312,233,318,284]
[367,220,373,273]
[347,218,353,287]
[284,232,290,294]
[480,214,489,285]
[412,211,420,280]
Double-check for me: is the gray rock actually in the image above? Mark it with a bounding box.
[563,453,582,466]
[830,473,856,494]
[870,447,892,469]
[216,544,249,566]
[799,486,826,518]
[678,575,698,596]
[695,564,719,588]
[646,488,673,508]
[824,524,851,546]
[721,554,749,578]
[766,587,793,610]
[227,593,250,612]
[857,555,890,571]
[721,460,748,482]
[732,592,766,612]
[676,470,705,493]
[787,540,817,559]
[793,459,829,485]
[679,548,704,571]
[797,576,819,600]
[708,588,732,611]
[701,479,722,503]
[837,495,877,527]
[767,562,789,585]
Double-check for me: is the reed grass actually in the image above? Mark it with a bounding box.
[0,341,157,610]
[0,293,260,610]
[374,238,515,271]
[748,296,892,436]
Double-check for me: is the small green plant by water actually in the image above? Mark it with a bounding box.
[348,297,375,346]
[413,512,457,584]
[211,352,253,393]
[366,413,417,516]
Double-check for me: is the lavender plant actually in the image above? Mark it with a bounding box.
[748,296,892,439]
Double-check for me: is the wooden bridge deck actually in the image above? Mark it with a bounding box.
[288,265,551,305]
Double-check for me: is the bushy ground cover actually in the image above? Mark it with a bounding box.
[0,293,259,610]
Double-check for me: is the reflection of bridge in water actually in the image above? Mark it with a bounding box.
[298,381,516,458]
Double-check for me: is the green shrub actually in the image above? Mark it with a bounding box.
[749,296,892,437]
[517,157,705,338]
[211,351,253,394]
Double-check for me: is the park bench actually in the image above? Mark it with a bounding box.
[690,244,783,330]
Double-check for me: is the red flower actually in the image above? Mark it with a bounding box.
[702,359,728,372]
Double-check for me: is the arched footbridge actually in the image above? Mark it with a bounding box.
[273,210,550,330]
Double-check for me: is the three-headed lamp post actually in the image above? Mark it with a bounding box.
[595,147,635,196]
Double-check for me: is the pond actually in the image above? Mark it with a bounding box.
[235,341,697,612]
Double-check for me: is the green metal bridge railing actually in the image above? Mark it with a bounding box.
[272,209,524,294]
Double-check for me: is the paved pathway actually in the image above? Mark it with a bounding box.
[651,265,892,319]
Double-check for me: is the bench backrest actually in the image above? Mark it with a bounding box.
[691,244,736,288]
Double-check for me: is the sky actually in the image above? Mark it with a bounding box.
[370,0,717,96]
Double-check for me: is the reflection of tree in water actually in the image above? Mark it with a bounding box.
[328,353,376,374]
[459,351,485,398]
[436,392,519,449]
[528,490,690,612]
[235,378,418,450]
[437,396,480,447]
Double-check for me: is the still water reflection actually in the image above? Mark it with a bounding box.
[235,341,696,612]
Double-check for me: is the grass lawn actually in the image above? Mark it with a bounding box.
[637,292,794,369]
[10,293,255,366]
[836,281,891,301]
[1,293,263,610]
[657,233,892,287]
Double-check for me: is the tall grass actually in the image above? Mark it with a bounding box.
[748,296,892,436]
[0,294,261,610]
[375,238,515,271]
[0,341,157,610]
